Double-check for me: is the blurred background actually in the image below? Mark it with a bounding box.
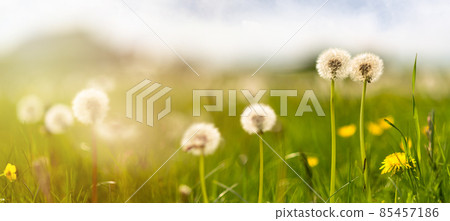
[0,0,449,203]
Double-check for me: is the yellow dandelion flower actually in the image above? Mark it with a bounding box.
[2,163,17,182]
[338,124,356,138]
[378,116,394,130]
[368,122,383,136]
[307,156,319,168]
[400,138,412,151]
[380,152,416,175]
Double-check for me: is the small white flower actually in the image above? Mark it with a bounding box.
[44,104,74,134]
[316,48,351,80]
[179,184,192,196]
[181,123,221,156]
[240,103,277,134]
[72,88,109,125]
[350,53,384,83]
[17,95,44,124]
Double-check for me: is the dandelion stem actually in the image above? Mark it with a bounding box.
[258,137,264,203]
[394,183,398,203]
[92,127,98,203]
[359,80,371,202]
[199,153,208,203]
[330,79,337,203]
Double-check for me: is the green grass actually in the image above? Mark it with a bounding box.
[0,67,449,203]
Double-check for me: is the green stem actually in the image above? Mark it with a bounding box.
[199,153,208,203]
[394,181,398,203]
[330,80,337,203]
[359,80,371,202]
[92,127,98,203]
[258,137,264,203]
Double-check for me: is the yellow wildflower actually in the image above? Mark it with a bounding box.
[338,124,356,138]
[380,152,416,175]
[368,122,383,136]
[2,163,17,182]
[378,116,394,130]
[307,156,319,168]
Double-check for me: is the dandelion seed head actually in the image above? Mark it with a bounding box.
[350,53,384,83]
[181,123,221,156]
[380,152,416,175]
[45,104,74,134]
[316,48,351,80]
[72,88,109,125]
[17,95,44,124]
[240,103,276,134]
[179,184,192,196]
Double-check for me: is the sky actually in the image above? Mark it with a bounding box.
[1,0,450,68]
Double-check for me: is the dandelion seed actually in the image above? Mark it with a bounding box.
[307,156,319,168]
[72,88,109,125]
[353,53,383,202]
[240,103,277,134]
[17,95,44,124]
[182,123,221,203]
[179,184,192,196]
[350,53,384,83]
[240,103,277,203]
[380,152,416,175]
[179,184,192,203]
[1,163,17,182]
[72,88,108,203]
[44,104,74,134]
[316,48,350,203]
[338,124,356,138]
[368,122,383,136]
[316,48,351,80]
[181,123,221,156]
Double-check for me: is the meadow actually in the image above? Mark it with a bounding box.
[0,37,449,203]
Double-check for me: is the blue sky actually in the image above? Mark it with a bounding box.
[1,0,449,67]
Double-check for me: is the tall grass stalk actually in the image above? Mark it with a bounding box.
[412,55,421,165]
[199,152,208,203]
[258,137,264,203]
[91,128,98,203]
[330,79,337,203]
[359,80,371,202]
